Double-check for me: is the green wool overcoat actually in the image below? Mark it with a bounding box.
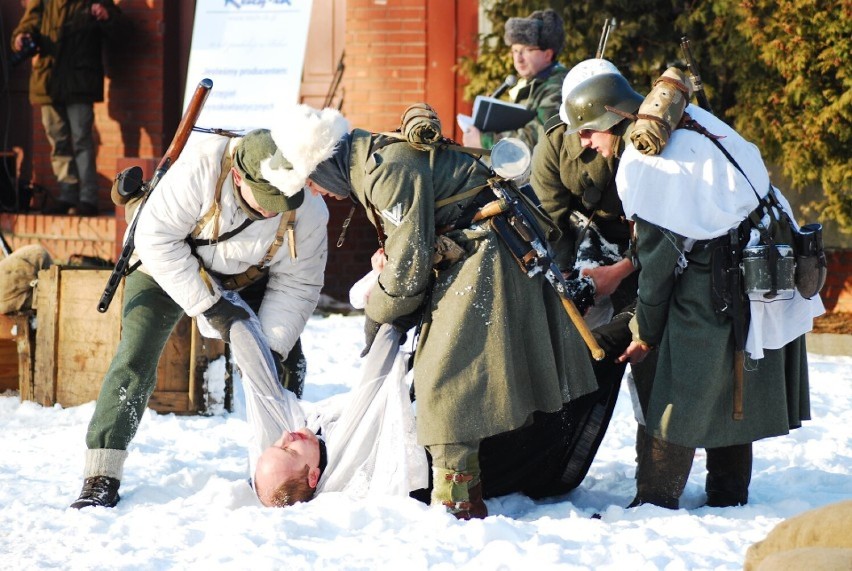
[634,218,811,449]
[348,129,599,446]
[12,0,119,105]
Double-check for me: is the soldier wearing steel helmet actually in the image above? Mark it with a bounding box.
[561,71,819,510]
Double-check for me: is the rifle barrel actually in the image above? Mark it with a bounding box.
[97,78,213,313]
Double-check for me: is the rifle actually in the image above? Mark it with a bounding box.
[323,51,345,110]
[680,36,713,113]
[596,18,616,59]
[484,178,605,361]
[97,78,213,313]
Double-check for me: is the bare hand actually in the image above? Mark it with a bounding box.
[370,248,387,272]
[13,33,29,52]
[582,258,635,299]
[617,341,651,364]
[91,3,109,21]
[462,126,483,148]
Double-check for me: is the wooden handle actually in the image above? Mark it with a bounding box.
[561,297,605,361]
[732,350,744,420]
[158,78,213,172]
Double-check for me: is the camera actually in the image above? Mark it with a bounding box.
[10,36,38,67]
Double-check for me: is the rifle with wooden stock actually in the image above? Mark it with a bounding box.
[97,78,213,313]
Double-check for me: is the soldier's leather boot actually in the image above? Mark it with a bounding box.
[705,443,752,507]
[629,435,694,510]
[70,476,120,509]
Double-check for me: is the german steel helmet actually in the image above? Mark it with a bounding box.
[562,73,644,134]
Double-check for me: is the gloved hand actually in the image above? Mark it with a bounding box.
[361,316,382,358]
[591,306,636,358]
[202,297,250,343]
[271,350,286,382]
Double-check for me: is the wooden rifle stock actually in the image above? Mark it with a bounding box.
[680,36,713,113]
[97,78,213,313]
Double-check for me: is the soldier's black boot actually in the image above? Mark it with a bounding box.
[705,443,752,507]
[70,476,121,509]
[629,435,694,509]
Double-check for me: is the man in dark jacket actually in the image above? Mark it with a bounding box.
[12,0,120,216]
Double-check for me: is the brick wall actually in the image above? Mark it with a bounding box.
[823,249,852,313]
[321,0,431,303]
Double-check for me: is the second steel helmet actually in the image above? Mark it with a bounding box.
[562,73,644,134]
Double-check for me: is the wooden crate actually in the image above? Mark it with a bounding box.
[29,266,226,414]
[0,313,35,396]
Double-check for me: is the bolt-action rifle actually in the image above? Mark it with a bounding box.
[680,36,713,113]
[596,18,616,59]
[97,78,213,313]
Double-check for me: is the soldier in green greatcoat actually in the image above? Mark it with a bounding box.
[561,72,821,509]
[308,125,599,519]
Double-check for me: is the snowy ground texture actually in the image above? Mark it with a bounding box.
[1,313,850,570]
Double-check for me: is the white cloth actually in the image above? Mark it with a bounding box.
[213,291,427,498]
[616,105,824,358]
[133,133,329,357]
[617,105,771,240]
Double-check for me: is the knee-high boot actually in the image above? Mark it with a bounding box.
[629,435,695,509]
[705,443,752,507]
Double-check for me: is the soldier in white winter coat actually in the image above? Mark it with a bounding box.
[70,105,349,509]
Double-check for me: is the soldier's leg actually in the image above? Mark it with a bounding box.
[630,435,695,509]
[40,104,79,206]
[705,443,752,507]
[65,103,98,207]
[73,271,184,508]
[429,440,487,520]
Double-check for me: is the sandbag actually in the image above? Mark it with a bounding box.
[743,500,852,571]
[0,245,52,314]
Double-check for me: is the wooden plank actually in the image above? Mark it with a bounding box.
[15,313,34,401]
[147,391,191,414]
[33,266,60,406]
[0,339,17,391]
[54,269,123,407]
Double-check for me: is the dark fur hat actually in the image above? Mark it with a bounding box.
[504,9,564,56]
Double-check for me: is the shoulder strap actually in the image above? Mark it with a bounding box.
[191,146,232,240]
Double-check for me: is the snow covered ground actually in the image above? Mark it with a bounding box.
[1,313,849,570]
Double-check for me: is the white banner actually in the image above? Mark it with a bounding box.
[183,0,314,131]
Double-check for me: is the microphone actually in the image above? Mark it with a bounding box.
[490,74,517,98]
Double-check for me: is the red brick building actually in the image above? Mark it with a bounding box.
[0,0,848,311]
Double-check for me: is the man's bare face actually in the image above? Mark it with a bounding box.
[511,44,554,80]
[578,129,619,158]
[254,428,321,506]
